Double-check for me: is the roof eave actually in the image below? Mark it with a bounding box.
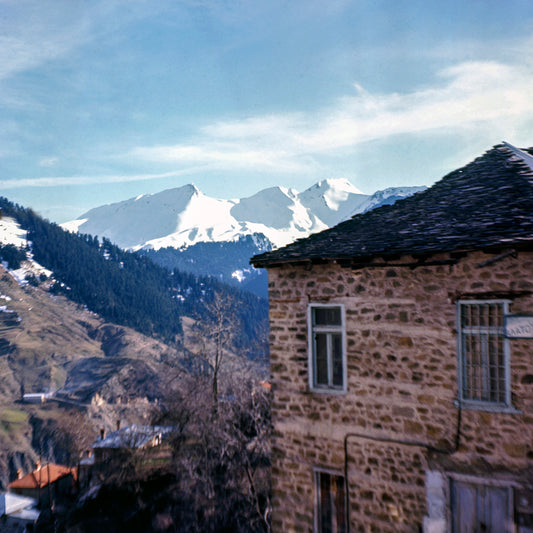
[253,241,533,270]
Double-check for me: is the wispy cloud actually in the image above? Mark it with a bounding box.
[131,57,533,173]
[0,0,165,82]
[0,169,201,189]
[132,141,312,173]
[0,2,89,81]
[39,157,59,168]
[4,34,533,190]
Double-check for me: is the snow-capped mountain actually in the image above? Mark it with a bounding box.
[60,179,425,297]
[62,179,425,251]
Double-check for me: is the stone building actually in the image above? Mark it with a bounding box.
[252,143,533,532]
[79,424,174,488]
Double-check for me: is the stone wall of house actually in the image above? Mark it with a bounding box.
[266,249,533,533]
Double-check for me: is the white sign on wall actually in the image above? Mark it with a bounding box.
[505,315,533,339]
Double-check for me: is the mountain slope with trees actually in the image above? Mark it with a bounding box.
[0,197,268,352]
[140,234,271,298]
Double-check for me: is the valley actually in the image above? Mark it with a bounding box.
[0,262,184,486]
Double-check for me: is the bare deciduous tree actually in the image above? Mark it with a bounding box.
[188,291,241,412]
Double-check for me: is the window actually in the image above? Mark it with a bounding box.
[451,478,513,533]
[308,305,346,392]
[457,300,510,408]
[315,470,346,533]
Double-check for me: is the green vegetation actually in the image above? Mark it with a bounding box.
[0,243,27,270]
[0,408,29,438]
[0,408,28,424]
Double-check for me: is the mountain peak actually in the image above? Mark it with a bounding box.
[184,183,201,195]
[62,180,424,250]
[298,177,369,226]
[313,178,364,195]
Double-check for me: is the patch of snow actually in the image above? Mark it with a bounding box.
[0,217,53,285]
[232,267,255,283]
[60,218,88,234]
[232,270,245,282]
[0,216,28,247]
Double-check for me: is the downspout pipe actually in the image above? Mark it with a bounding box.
[343,406,462,533]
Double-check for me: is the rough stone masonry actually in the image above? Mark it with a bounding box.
[267,249,533,532]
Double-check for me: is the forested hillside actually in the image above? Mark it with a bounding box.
[0,197,268,352]
[140,234,271,298]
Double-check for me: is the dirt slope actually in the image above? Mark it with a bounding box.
[0,266,184,488]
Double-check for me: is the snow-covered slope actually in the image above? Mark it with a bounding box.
[62,179,426,251]
[62,184,227,250]
[298,178,369,227]
[360,186,427,214]
[0,216,52,284]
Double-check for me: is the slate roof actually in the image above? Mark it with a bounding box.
[251,143,533,268]
[8,464,77,490]
[92,425,173,450]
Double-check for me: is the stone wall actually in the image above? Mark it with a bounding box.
[267,249,533,532]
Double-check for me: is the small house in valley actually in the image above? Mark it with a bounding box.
[79,424,174,488]
[252,143,533,532]
[8,462,77,509]
[91,424,173,464]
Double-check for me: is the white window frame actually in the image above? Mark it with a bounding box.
[308,303,347,394]
[456,299,513,411]
[313,468,347,533]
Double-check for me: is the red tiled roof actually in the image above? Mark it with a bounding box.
[8,463,77,490]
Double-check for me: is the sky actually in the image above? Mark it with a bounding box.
[1,0,533,223]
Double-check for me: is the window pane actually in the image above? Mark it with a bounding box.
[315,333,329,386]
[314,307,341,326]
[333,475,346,533]
[332,334,343,387]
[319,473,332,533]
[317,472,345,533]
[459,302,507,405]
[488,336,505,403]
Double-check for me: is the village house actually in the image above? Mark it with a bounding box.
[7,461,77,509]
[79,424,174,488]
[92,424,172,463]
[252,143,533,532]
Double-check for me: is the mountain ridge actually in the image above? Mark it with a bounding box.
[62,179,426,252]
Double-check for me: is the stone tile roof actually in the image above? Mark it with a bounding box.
[92,424,173,450]
[251,143,533,268]
[8,463,77,490]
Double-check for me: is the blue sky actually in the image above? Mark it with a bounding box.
[1,0,533,222]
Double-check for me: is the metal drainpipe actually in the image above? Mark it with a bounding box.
[343,406,462,533]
